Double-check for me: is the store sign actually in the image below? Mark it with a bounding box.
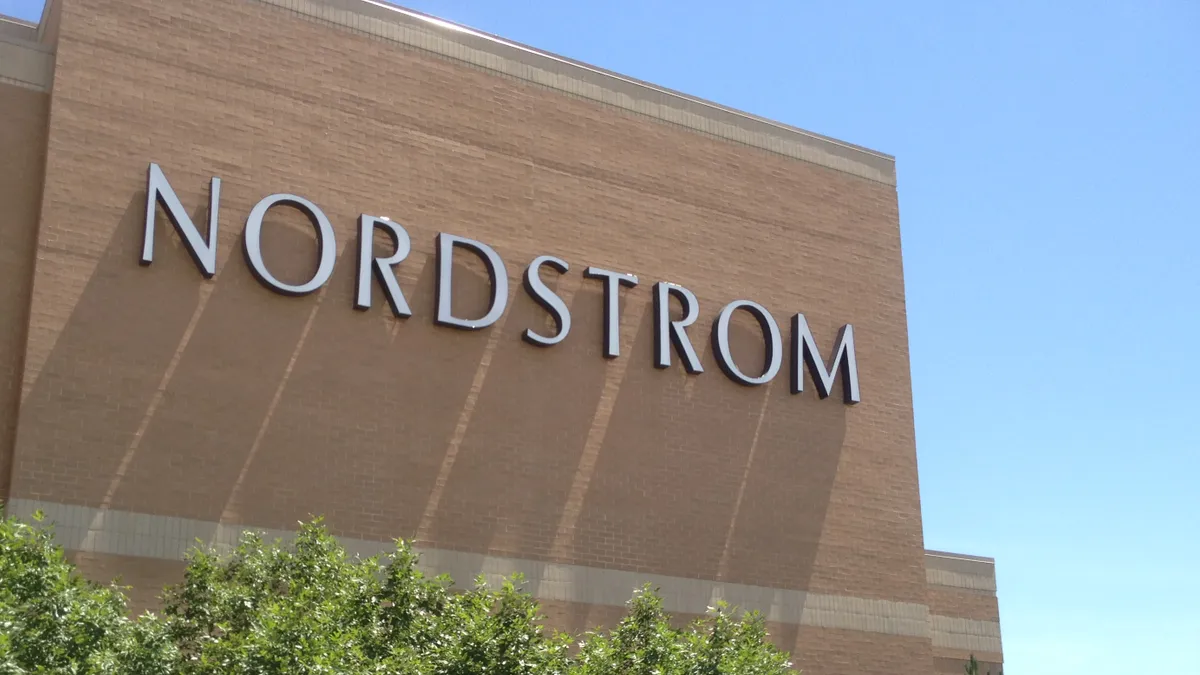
[140,163,859,403]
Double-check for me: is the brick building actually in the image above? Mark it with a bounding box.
[0,0,1002,672]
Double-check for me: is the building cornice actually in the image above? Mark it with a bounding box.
[12,0,896,183]
[0,34,54,92]
[253,0,897,185]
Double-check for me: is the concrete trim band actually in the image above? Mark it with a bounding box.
[0,16,38,42]
[251,0,897,185]
[930,615,1004,654]
[0,37,54,91]
[926,568,999,593]
[7,499,999,650]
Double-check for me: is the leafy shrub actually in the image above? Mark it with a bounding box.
[0,510,176,674]
[1,510,794,674]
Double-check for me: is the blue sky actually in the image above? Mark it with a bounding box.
[4,0,1198,672]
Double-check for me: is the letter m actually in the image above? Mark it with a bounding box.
[141,162,220,278]
[790,314,861,404]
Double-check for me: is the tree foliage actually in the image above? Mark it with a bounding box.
[0,510,177,674]
[1,510,794,674]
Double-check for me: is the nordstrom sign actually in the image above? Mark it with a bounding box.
[140,163,860,403]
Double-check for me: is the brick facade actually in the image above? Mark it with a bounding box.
[0,0,1002,672]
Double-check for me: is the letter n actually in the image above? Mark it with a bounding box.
[790,314,861,404]
[141,162,220,278]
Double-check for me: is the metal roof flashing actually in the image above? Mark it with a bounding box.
[0,5,54,92]
[257,0,897,185]
[926,550,997,565]
[0,15,38,43]
[9,0,896,182]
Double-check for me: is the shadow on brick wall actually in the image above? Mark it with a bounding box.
[14,185,846,635]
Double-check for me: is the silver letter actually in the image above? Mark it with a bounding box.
[582,267,638,358]
[790,314,860,403]
[141,162,220,278]
[523,255,571,347]
[653,282,703,374]
[435,233,508,330]
[712,300,782,386]
[354,215,412,317]
[243,194,336,297]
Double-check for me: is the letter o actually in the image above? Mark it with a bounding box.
[712,300,782,386]
[243,194,337,296]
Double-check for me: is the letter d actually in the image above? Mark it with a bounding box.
[435,233,509,330]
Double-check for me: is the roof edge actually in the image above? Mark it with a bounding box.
[0,31,55,91]
[0,14,39,42]
[382,1,894,162]
[255,0,897,185]
[925,549,996,565]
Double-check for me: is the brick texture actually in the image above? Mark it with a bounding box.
[934,652,1005,675]
[67,551,185,617]
[0,0,965,672]
[927,586,1002,622]
[0,82,47,505]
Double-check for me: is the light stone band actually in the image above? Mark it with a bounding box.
[6,0,899,185]
[926,568,998,593]
[7,498,998,651]
[924,550,999,592]
[0,36,54,91]
[931,615,1004,655]
[252,0,896,185]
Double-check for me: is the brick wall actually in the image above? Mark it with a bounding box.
[0,0,974,672]
[0,82,47,504]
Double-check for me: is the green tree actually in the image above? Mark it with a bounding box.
[573,587,792,675]
[1,510,795,674]
[0,509,176,674]
[161,517,570,674]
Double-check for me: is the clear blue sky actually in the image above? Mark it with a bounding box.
[4,0,1198,672]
